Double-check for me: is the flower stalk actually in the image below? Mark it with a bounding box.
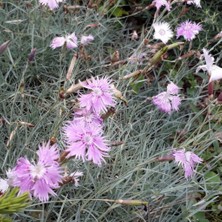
[122,42,184,80]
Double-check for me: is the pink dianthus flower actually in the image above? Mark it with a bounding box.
[153,0,171,11]
[63,122,110,166]
[176,21,202,41]
[152,82,181,114]
[39,0,65,10]
[173,149,203,178]
[80,35,94,45]
[10,142,63,202]
[79,77,116,114]
[50,33,78,50]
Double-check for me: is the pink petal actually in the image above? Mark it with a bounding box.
[50,37,66,49]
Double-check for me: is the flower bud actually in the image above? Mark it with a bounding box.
[28,48,36,62]
[0,41,10,55]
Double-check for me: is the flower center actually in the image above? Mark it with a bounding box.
[30,163,46,180]
[93,87,102,96]
[159,29,166,35]
[83,134,93,145]
[85,113,93,123]
[185,152,191,162]
[184,25,191,31]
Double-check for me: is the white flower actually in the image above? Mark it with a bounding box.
[6,168,17,186]
[131,30,138,40]
[0,178,9,193]
[153,22,173,44]
[50,33,78,50]
[187,0,201,8]
[196,48,222,82]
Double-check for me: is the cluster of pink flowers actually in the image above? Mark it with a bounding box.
[0,77,115,201]
[151,2,205,184]
[0,142,84,202]
[63,77,116,166]
[151,0,213,123]
[152,83,202,178]
[51,33,94,50]
[152,82,181,114]
[0,0,208,205]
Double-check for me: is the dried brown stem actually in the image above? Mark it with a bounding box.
[65,82,85,95]
[101,107,116,120]
[155,155,174,162]
[66,53,78,80]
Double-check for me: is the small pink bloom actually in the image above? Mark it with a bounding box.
[152,82,181,114]
[63,122,110,166]
[153,92,172,113]
[50,33,78,50]
[79,77,116,114]
[173,149,203,178]
[80,35,94,45]
[167,82,180,94]
[170,96,181,111]
[176,21,202,41]
[39,0,65,10]
[10,142,63,202]
[153,0,171,11]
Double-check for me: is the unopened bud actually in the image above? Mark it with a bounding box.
[156,155,174,162]
[114,199,148,206]
[111,50,120,63]
[50,137,57,145]
[131,30,138,40]
[208,81,214,96]
[143,38,149,45]
[28,48,36,62]
[111,84,128,105]
[213,31,222,40]
[0,40,10,55]
[217,92,222,104]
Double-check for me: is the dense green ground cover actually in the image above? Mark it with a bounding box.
[1,0,222,221]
